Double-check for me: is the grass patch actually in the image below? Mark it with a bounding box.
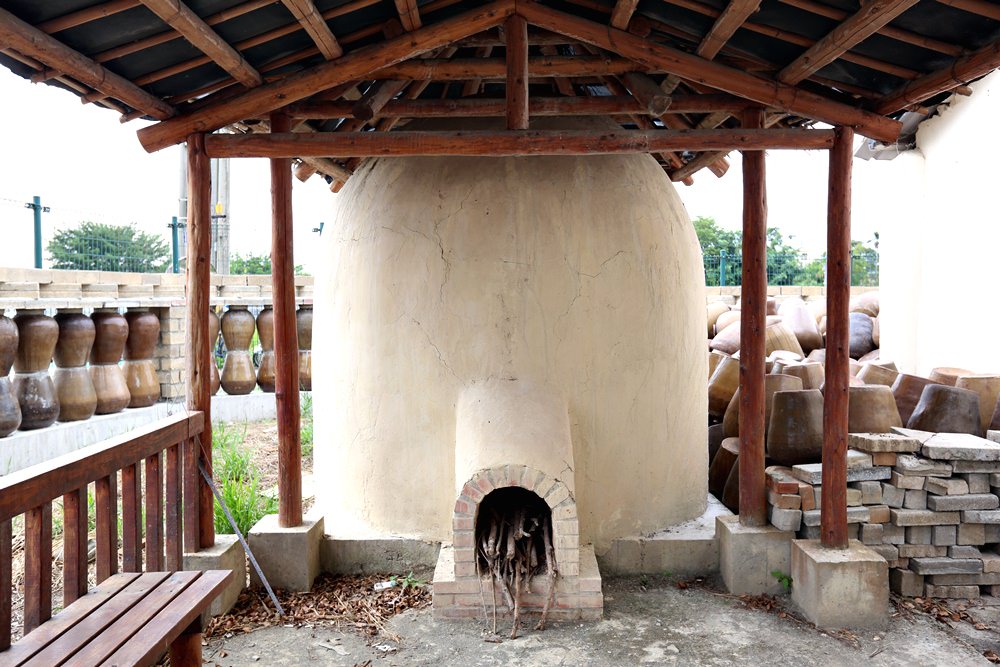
[301,393,314,459]
[212,422,276,535]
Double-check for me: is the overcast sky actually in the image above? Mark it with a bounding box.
[0,67,886,272]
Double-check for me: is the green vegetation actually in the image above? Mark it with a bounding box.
[771,569,793,592]
[212,423,277,535]
[48,222,169,272]
[301,394,314,459]
[229,252,305,276]
[389,571,428,591]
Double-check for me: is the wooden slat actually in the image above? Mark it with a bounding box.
[1,519,10,651]
[22,572,171,667]
[165,444,183,570]
[876,38,1000,114]
[698,0,762,59]
[352,80,408,119]
[821,126,854,549]
[204,128,837,158]
[38,0,141,33]
[281,0,343,59]
[23,504,52,634]
[0,7,174,119]
[505,14,529,130]
[62,488,89,607]
[937,0,1000,20]
[95,475,118,584]
[182,437,201,553]
[778,0,921,85]
[97,571,231,667]
[138,0,262,87]
[68,571,199,665]
[395,0,422,31]
[0,413,202,523]
[1,573,140,666]
[121,464,142,573]
[136,0,517,152]
[145,453,164,571]
[610,0,640,29]
[517,3,901,143]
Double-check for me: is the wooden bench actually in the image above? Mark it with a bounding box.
[0,570,231,666]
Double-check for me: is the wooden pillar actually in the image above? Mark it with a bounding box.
[185,132,214,550]
[738,107,768,527]
[821,126,854,549]
[505,14,528,130]
[270,110,303,528]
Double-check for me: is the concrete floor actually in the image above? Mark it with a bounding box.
[206,576,996,666]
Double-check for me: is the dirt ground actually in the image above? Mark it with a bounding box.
[206,575,1000,666]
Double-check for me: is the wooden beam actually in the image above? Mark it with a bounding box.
[738,107,768,528]
[0,7,174,119]
[352,80,408,119]
[517,3,901,142]
[622,72,672,116]
[462,46,493,96]
[369,55,643,80]
[138,0,262,87]
[505,14,529,130]
[136,0,515,152]
[184,133,214,550]
[203,128,836,157]
[698,0,761,59]
[39,0,141,33]
[778,0,920,85]
[270,111,303,529]
[821,126,854,549]
[876,38,1000,114]
[936,0,1000,20]
[281,0,343,59]
[610,0,640,29]
[395,0,422,31]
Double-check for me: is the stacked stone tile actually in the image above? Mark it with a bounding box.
[766,428,1000,599]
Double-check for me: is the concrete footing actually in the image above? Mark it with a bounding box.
[248,512,324,592]
[184,534,247,617]
[321,537,440,576]
[790,539,889,629]
[718,514,794,595]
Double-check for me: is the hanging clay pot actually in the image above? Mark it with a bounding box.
[848,312,875,360]
[857,363,899,388]
[0,316,21,436]
[209,309,221,396]
[124,310,161,408]
[767,389,824,466]
[708,355,740,420]
[297,305,313,391]
[954,375,1000,435]
[90,310,131,415]
[707,302,729,339]
[53,312,97,422]
[221,306,257,395]
[13,311,59,430]
[722,373,804,438]
[928,367,973,387]
[908,384,981,435]
[847,385,902,433]
[255,307,276,392]
[709,437,739,500]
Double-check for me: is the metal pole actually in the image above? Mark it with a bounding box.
[170,216,180,273]
[719,250,727,287]
[32,196,43,268]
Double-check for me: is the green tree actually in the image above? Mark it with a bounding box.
[229,252,305,275]
[765,227,806,286]
[693,216,741,286]
[48,222,169,272]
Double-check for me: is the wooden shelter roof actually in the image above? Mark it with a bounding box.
[2,0,999,188]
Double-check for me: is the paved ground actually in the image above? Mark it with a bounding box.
[206,576,998,666]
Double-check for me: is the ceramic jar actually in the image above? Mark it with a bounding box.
[209,310,221,396]
[0,316,22,436]
[124,310,161,408]
[297,305,312,391]
[90,310,131,414]
[256,307,275,393]
[53,312,97,422]
[221,306,256,395]
[13,311,59,429]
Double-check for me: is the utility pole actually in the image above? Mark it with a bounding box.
[25,195,49,269]
[168,216,185,273]
[210,158,230,274]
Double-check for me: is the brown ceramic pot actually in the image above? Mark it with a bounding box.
[708,422,726,464]
[955,375,1000,435]
[722,458,740,514]
[709,437,739,500]
[297,306,313,391]
[848,313,875,359]
[221,307,256,395]
[90,311,130,414]
[777,299,823,354]
[13,312,59,430]
[708,350,727,380]
[708,355,740,420]
[123,310,161,408]
[707,302,729,339]
[53,312,97,422]
[891,373,939,425]
[847,385,902,433]
[256,307,276,393]
[714,310,741,336]
[857,363,899,388]
[0,316,21,436]
[781,362,825,391]
[767,389,824,466]
[722,373,804,438]
[928,367,973,387]
[908,384,980,435]
[209,310,221,396]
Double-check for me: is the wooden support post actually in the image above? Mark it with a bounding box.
[738,107,768,527]
[185,133,214,550]
[821,126,854,549]
[270,111,303,528]
[505,14,529,130]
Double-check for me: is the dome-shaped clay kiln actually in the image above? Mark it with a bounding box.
[314,131,707,553]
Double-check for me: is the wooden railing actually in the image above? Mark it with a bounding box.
[0,411,206,649]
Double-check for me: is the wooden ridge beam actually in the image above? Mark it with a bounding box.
[369,55,645,79]
[138,0,262,87]
[876,37,1000,114]
[778,0,921,85]
[698,0,761,59]
[39,0,141,33]
[610,0,640,29]
[137,0,515,152]
[281,0,343,59]
[517,2,901,142]
[0,7,174,119]
[203,128,837,158]
[505,14,529,129]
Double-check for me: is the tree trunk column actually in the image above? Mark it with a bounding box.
[738,107,768,527]
[270,110,303,528]
[185,132,214,550]
[821,126,854,549]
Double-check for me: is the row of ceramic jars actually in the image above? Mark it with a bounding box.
[0,309,161,437]
[213,305,313,396]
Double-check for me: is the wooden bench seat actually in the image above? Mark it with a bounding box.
[0,570,231,667]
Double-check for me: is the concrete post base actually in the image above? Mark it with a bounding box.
[790,539,888,629]
[717,514,793,595]
[248,512,324,592]
[183,534,247,617]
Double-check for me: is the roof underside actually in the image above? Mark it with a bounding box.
[2,0,999,188]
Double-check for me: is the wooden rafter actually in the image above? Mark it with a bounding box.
[395,0,422,31]
[671,112,786,181]
[1,48,130,115]
[0,7,174,119]
[461,46,493,96]
[778,0,921,85]
[138,0,262,87]
[369,55,643,79]
[698,0,762,59]
[518,2,901,142]
[610,0,640,29]
[936,0,1000,21]
[280,0,343,59]
[622,72,673,116]
[352,80,408,119]
[39,0,141,33]
[505,14,529,130]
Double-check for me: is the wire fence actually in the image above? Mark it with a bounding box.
[703,252,879,287]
